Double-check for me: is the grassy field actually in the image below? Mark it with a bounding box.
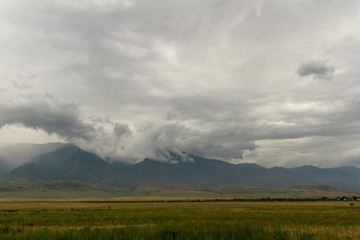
[0,199,360,239]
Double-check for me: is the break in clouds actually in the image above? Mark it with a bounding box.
[1,0,360,167]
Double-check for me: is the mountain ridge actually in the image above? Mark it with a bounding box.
[5,145,360,189]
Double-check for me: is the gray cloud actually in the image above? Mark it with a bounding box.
[297,59,335,79]
[113,123,131,138]
[1,0,360,167]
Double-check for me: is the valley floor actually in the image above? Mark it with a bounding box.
[0,199,360,239]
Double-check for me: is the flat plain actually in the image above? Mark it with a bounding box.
[1,199,360,239]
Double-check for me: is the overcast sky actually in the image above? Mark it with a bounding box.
[1,0,360,167]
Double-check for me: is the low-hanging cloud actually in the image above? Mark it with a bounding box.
[105,121,258,163]
[297,59,335,80]
[3,90,360,167]
[0,91,260,163]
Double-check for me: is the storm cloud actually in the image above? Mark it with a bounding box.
[1,0,360,167]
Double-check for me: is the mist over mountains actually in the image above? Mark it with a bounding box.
[1,143,360,189]
[0,142,68,169]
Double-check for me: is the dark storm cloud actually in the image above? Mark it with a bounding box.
[0,98,95,140]
[297,59,335,79]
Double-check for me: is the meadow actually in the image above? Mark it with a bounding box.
[0,199,360,239]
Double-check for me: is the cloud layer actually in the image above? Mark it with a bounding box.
[1,0,360,167]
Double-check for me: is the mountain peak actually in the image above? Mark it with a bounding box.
[9,145,124,183]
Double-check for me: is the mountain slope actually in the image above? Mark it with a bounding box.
[0,142,67,170]
[9,145,130,184]
[0,157,10,179]
[113,156,269,186]
[114,156,360,188]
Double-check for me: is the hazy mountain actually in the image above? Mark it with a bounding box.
[0,142,68,170]
[7,145,360,189]
[9,145,131,184]
[289,165,360,188]
[0,157,10,178]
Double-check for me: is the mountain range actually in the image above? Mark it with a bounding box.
[1,143,360,189]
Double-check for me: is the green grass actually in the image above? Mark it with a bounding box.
[0,201,360,239]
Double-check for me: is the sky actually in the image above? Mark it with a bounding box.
[1,0,360,167]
